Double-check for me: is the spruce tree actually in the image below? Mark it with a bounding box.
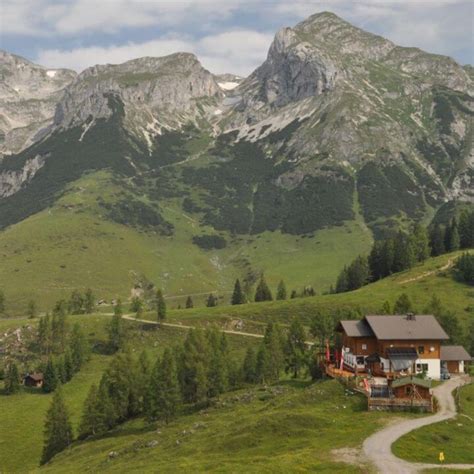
[309,310,334,348]
[393,232,416,272]
[335,266,349,293]
[79,384,101,438]
[41,389,73,464]
[262,322,284,381]
[285,318,307,378]
[255,344,269,383]
[107,312,124,352]
[52,310,67,353]
[445,219,460,252]
[130,296,143,314]
[346,255,369,290]
[458,211,474,249]
[84,289,95,314]
[276,280,287,300]
[430,224,446,256]
[155,289,167,322]
[147,348,180,423]
[206,293,218,307]
[231,279,245,305]
[43,359,59,393]
[64,350,74,382]
[254,275,273,302]
[207,329,228,397]
[38,314,53,355]
[290,290,297,299]
[4,362,21,395]
[68,290,84,315]
[413,223,431,262]
[393,293,413,314]
[56,357,68,384]
[242,347,257,383]
[70,323,89,372]
[185,296,194,309]
[381,300,392,315]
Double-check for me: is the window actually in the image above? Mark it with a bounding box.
[416,363,429,373]
[356,356,365,365]
[405,386,413,396]
[362,344,367,350]
[418,346,424,354]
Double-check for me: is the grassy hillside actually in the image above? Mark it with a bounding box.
[393,383,474,464]
[0,314,259,472]
[0,171,372,315]
[40,379,396,473]
[140,251,474,330]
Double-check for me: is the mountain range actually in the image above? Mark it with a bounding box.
[0,11,472,311]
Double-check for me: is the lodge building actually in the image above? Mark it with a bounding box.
[336,314,471,380]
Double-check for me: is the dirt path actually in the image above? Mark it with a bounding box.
[122,314,266,339]
[363,375,473,473]
[398,258,454,285]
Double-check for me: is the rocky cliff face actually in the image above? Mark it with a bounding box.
[0,51,76,157]
[0,12,472,236]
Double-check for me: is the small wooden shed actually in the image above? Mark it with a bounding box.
[391,376,431,400]
[24,372,44,388]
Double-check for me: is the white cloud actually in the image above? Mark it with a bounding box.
[35,30,274,76]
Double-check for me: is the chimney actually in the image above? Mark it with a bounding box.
[406,313,415,321]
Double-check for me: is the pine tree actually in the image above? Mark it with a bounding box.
[255,344,270,383]
[79,384,101,438]
[64,350,74,382]
[254,275,273,302]
[42,359,59,393]
[380,300,392,315]
[346,255,369,290]
[368,240,385,281]
[107,312,124,352]
[4,362,21,395]
[27,300,37,319]
[51,310,68,354]
[38,314,53,355]
[41,389,73,464]
[56,357,67,384]
[68,290,84,315]
[155,289,167,322]
[445,219,460,252]
[309,310,334,348]
[467,319,474,358]
[242,347,257,383]
[459,211,474,249]
[70,323,89,372]
[413,223,431,262]
[185,296,194,309]
[430,224,446,256]
[147,348,180,423]
[335,266,349,293]
[84,289,95,314]
[207,329,228,397]
[276,280,287,300]
[393,293,413,314]
[285,318,307,378]
[262,322,284,381]
[231,279,245,305]
[206,293,218,307]
[393,232,416,272]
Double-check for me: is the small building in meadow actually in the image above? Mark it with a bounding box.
[441,345,472,374]
[23,372,44,388]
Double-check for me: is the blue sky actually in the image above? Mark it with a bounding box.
[1,1,472,76]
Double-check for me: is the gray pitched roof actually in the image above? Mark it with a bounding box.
[441,345,472,361]
[338,319,374,337]
[364,315,449,341]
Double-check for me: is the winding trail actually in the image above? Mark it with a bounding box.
[398,258,454,285]
[363,375,473,473]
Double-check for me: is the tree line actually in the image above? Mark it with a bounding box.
[335,213,474,294]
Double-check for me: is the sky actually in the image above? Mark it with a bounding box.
[1,1,472,77]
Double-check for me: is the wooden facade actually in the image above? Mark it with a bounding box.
[377,340,441,360]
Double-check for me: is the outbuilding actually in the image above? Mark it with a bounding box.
[441,346,471,374]
[24,372,44,388]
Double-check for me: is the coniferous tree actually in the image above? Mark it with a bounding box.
[130,296,143,314]
[68,290,84,315]
[309,310,335,348]
[231,279,245,305]
[206,293,218,307]
[27,300,37,319]
[70,323,89,372]
[335,266,349,293]
[107,312,124,352]
[467,319,474,358]
[84,289,95,314]
[346,255,370,290]
[79,384,101,438]
[445,219,460,252]
[255,344,270,383]
[393,232,416,272]
[51,310,68,354]
[276,280,287,300]
[254,275,273,302]
[290,290,297,299]
[42,359,59,393]
[207,329,228,397]
[438,310,463,345]
[381,238,395,276]
[455,253,474,284]
[285,318,307,378]
[38,314,53,355]
[242,347,257,383]
[147,348,180,423]
[261,322,284,381]
[393,293,413,314]
[380,300,392,315]
[56,357,67,384]
[41,389,73,465]
[63,350,74,382]
[155,289,167,322]
[4,362,21,394]
[459,211,474,249]
[430,224,446,256]
[368,241,385,281]
[413,223,431,262]
[185,296,194,309]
